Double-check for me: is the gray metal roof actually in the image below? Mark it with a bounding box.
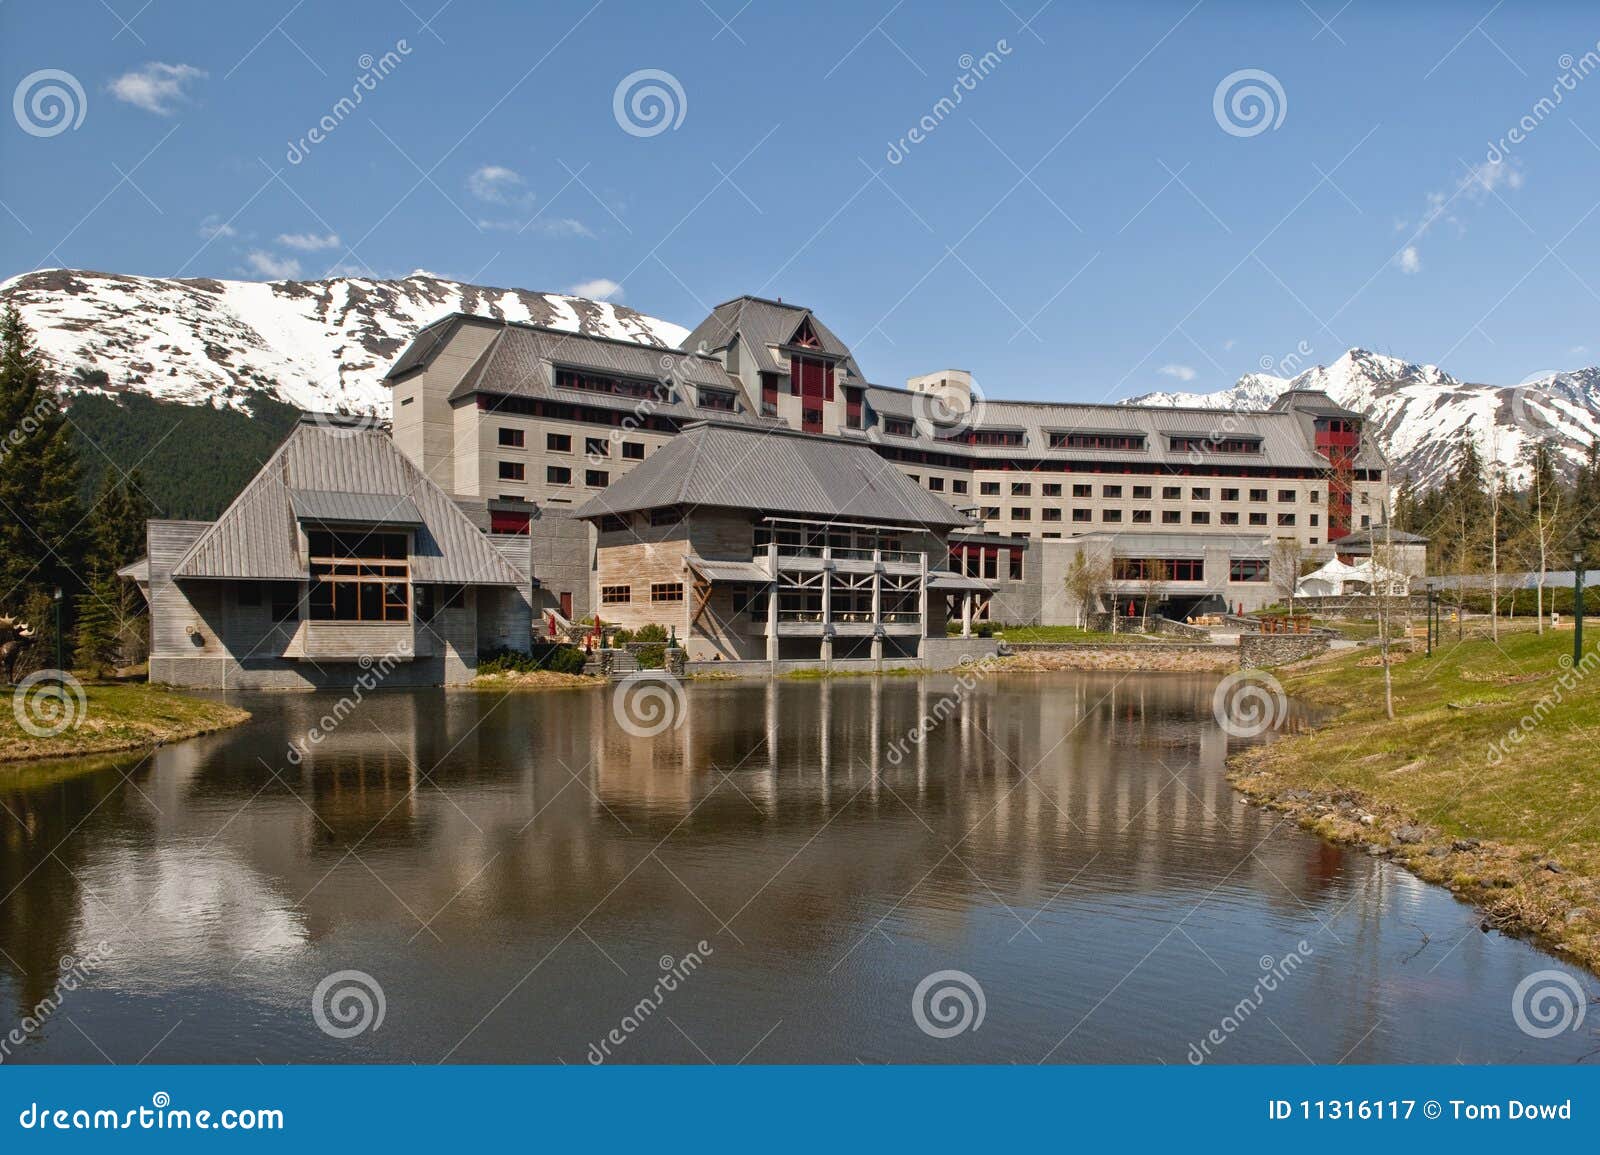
[573,422,974,529]
[289,489,424,526]
[927,570,994,592]
[686,556,773,584]
[1334,526,1429,547]
[680,296,864,379]
[432,319,778,427]
[173,415,527,586]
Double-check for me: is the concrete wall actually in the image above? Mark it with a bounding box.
[529,510,594,625]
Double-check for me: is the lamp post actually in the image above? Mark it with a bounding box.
[52,586,63,675]
[1574,551,1585,666]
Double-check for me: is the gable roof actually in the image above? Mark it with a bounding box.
[572,422,973,529]
[680,296,864,379]
[172,415,526,586]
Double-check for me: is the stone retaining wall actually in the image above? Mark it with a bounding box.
[1238,633,1331,668]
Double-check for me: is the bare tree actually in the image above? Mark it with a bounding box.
[1271,537,1305,618]
[1373,495,1399,721]
[1063,551,1113,629]
[1522,438,1564,635]
[1139,559,1168,631]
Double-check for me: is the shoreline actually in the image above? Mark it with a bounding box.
[1,682,250,768]
[1225,639,1600,975]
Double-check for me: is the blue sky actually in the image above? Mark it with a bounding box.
[2,0,1598,401]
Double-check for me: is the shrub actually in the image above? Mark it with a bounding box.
[631,623,669,643]
[478,644,589,676]
[633,643,666,669]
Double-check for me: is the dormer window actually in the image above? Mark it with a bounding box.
[883,417,914,437]
[698,388,737,411]
[790,316,823,349]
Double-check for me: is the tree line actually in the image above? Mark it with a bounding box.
[0,308,154,680]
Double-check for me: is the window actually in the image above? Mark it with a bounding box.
[1191,511,1210,524]
[1220,488,1239,501]
[1042,507,1062,522]
[585,437,610,458]
[586,469,609,487]
[973,429,1024,447]
[649,506,683,527]
[1072,508,1092,522]
[928,476,944,492]
[1191,487,1210,500]
[650,583,684,604]
[908,474,921,485]
[951,479,968,495]
[980,481,1001,496]
[498,461,525,481]
[1163,486,1181,500]
[1042,483,1062,497]
[498,427,524,448]
[1310,514,1320,527]
[1169,436,1261,454]
[1043,532,1061,539]
[698,389,737,411]
[1361,514,1371,528]
[1229,558,1269,582]
[1115,558,1204,581]
[237,582,262,607]
[416,584,463,623]
[1133,485,1152,499]
[1103,484,1122,498]
[308,530,409,623]
[547,465,571,485]
[601,585,631,605]
[1220,511,1239,526]
[1277,489,1296,502]
[844,387,861,428]
[1073,484,1092,498]
[1132,509,1152,523]
[622,441,645,460]
[1309,490,1320,503]
[1103,509,1122,523]
[884,417,914,437]
[1248,512,1267,526]
[981,506,1001,520]
[1249,488,1268,502]
[1277,512,1296,526]
[555,367,671,401]
[599,515,629,533]
[546,433,572,452]
[1009,550,1023,581]
[1162,510,1182,524]
[1011,507,1031,521]
[1011,482,1031,497]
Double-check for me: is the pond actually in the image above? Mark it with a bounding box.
[1,671,1593,1064]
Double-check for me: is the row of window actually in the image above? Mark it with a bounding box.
[965,481,1314,501]
[601,582,684,605]
[498,428,647,460]
[500,462,612,488]
[976,507,1310,527]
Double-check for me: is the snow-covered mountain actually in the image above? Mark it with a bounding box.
[4,269,1595,492]
[0,268,687,416]
[1128,348,1600,488]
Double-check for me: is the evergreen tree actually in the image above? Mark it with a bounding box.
[0,307,87,627]
[72,569,119,677]
[86,468,155,574]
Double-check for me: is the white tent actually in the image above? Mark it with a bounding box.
[1296,557,1410,597]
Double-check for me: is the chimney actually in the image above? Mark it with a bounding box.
[905,369,974,415]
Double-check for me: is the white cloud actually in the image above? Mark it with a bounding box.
[1158,364,1196,382]
[108,62,205,115]
[1396,245,1422,275]
[245,250,302,279]
[1573,345,1590,356]
[1222,338,1236,352]
[276,232,342,251]
[198,215,236,240]
[467,165,533,206]
[566,278,622,301]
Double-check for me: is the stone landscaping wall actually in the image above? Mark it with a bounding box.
[1238,633,1331,668]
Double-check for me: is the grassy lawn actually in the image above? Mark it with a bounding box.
[1230,627,1600,968]
[0,681,249,764]
[996,625,1163,644]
